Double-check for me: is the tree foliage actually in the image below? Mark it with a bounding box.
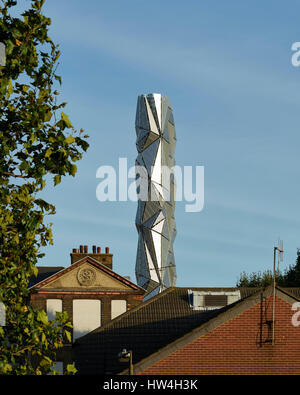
[237,269,274,288]
[236,249,300,288]
[0,0,89,374]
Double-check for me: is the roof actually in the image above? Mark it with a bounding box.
[29,256,145,293]
[74,286,297,374]
[28,266,64,288]
[131,285,300,374]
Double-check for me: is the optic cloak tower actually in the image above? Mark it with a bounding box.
[135,93,177,299]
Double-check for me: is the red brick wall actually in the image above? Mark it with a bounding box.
[140,296,300,375]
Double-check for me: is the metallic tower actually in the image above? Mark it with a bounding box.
[135,93,177,299]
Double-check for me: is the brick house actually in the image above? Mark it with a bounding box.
[29,245,145,370]
[74,285,300,375]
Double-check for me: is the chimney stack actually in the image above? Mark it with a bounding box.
[70,244,113,269]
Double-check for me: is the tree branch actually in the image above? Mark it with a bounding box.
[1,172,29,178]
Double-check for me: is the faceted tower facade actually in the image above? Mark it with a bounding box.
[135,93,177,299]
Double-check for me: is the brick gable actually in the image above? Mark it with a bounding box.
[139,295,300,375]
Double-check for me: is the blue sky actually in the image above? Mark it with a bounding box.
[26,0,300,286]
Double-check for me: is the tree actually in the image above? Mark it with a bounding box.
[236,249,300,288]
[236,270,274,288]
[0,0,89,374]
[280,248,300,287]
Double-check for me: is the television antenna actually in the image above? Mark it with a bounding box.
[272,238,284,345]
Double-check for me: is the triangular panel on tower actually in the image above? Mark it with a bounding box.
[145,97,160,136]
[141,138,160,175]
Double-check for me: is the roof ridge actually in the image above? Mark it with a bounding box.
[275,285,300,301]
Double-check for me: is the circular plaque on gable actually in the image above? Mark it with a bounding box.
[77,267,96,286]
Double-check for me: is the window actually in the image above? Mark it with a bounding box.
[73,299,101,341]
[46,299,62,321]
[188,290,241,311]
[111,300,127,320]
[204,294,227,307]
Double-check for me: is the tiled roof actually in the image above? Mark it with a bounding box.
[74,286,278,375]
[131,285,300,374]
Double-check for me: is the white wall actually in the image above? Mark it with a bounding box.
[73,299,101,341]
[111,300,127,320]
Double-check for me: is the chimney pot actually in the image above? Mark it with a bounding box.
[92,245,96,254]
[105,247,109,254]
[72,248,76,253]
[97,247,101,254]
[84,245,88,253]
[79,245,84,253]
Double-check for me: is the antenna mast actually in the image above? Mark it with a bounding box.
[272,239,283,345]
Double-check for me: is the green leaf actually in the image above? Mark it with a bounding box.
[6,80,13,98]
[65,363,77,374]
[37,310,48,325]
[41,332,47,345]
[40,356,52,367]
[61,112,73,128]
[18,194,31,204]
[2,364,12,374]
[54,74,62,85]
[45,148,52,158]
[65,135,75,145]
[19,160,31,173]
[64,329,71,343]
[54,175,61,186]
[44,111,52,122]
[70,164,77,177]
